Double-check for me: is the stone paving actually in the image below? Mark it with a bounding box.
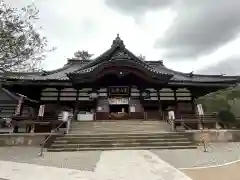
[0,143,240,179]
[0,147,101,171]
[151,142,240,168]
[0,150,192,180]
[183,161,240,180]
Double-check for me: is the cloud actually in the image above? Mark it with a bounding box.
[155,0,240,60]
[106,0,240,60]
[105,0,175,19]
[198,56,240,75]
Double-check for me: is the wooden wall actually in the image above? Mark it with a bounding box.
[40,87,193,102]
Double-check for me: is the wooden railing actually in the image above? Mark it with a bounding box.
[11,115,65,133]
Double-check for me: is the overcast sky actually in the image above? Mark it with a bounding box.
[4,0,240,75]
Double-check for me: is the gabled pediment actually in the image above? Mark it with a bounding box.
[76,34,146,70]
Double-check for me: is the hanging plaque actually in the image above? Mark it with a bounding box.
[108,98,129,105]
[109,86,129,96]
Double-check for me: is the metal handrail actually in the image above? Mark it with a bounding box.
[165,116,207,151]
[179,116,208,152]
[39,117,71,156]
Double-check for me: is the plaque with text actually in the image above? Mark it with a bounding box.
[108,86,129,96]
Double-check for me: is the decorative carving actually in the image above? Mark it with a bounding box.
[89,92,98,99]
[141,90,150,99]
[111,51,130,60]
[111,34,125,48]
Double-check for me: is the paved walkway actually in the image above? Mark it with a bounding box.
[95,150,191,180]
[1,143,240,170]
[183,161,240,180]
[1,143,240,179]
[0,147,101,171]
[0,150,192,180]
[152,142,240,168]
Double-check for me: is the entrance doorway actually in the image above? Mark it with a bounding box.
[109,104,129,120]
[109,104,129,113]
[108,98,129,120]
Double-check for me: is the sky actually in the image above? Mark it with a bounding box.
[4,0,240,75]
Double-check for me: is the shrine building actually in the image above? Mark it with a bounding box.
[1,35,240,121]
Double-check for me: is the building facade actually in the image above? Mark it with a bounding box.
[1,35,240,121]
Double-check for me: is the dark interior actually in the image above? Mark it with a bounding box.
[109,104,129,113]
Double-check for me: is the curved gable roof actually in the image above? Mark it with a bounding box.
[1,34,240,84]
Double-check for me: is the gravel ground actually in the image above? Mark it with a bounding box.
[151,142,240,169]
[0,147,101,171]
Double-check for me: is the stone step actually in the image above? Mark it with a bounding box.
[71,122,167,126]
[70,126,170,129]
[70,125,170,131]
[69,131,171,134]
[71,124,168,128]
[70,127,169,130]
[48,145,197,152]
[49,121,196,152]
[54,138,190,144]
[51,141,194,149]
[70,121,172,133]
[71,127,167,130]
[72,120,161,123]
[72,121,164,124]
[59,132,190,138]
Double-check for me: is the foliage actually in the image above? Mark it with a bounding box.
[74,50,93,60]
[217,110,236,123]
[197,98,230,112]
[0,0,54,72]
[197,86,240,116]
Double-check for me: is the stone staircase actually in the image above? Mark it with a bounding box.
[48,120,197,152]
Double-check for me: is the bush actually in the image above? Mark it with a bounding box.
[218,110,236,123]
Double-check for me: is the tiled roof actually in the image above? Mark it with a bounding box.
[1,35,240,84]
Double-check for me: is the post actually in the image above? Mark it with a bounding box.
[15,96,24,115]
[215,121,221,129]
[172,119,175,132]
[197,104,204,130]
[168,110,175,131]
[13,96,24,133]
[198,116,203,130]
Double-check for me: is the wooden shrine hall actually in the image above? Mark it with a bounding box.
[0,34,240,132]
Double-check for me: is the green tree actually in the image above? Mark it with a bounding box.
[0,1,54,72]
[74,50,93,60]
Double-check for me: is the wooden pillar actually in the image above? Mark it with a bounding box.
[57,87,61,112]
[191,95,197,114]
[173,88,179,118]
[139,87,146,120]
[157,88,162,120]
[191,92,202,129]
[74,88,79,121]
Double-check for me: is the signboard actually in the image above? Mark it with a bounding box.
[197,104,204,116]
[62,111,69,122]
[130,106,135,112]
[109,86,129,96]
[38,105,45,117]
[168,111,175,120]
[108,98,129,105]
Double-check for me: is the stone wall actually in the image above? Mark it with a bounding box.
[190,130,240,143]
[0,133,61,147]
